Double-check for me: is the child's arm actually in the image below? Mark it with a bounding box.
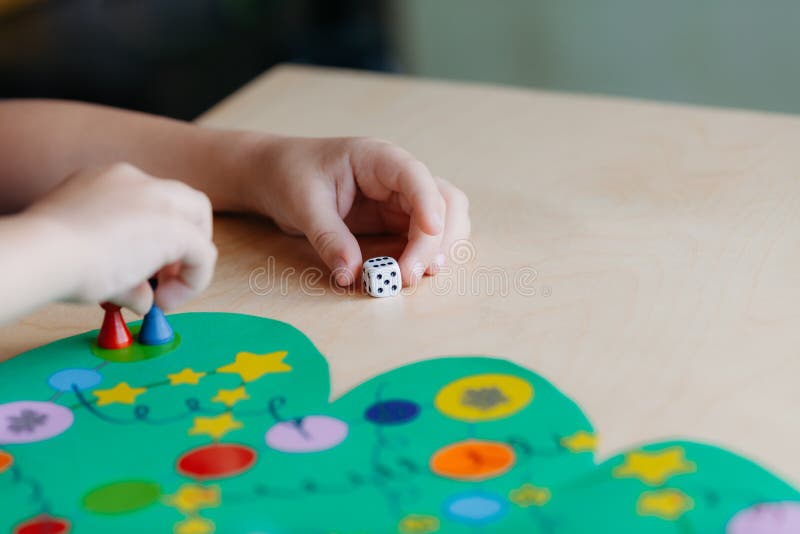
[0,163,216,323]
[0,99,470,287]
[0,100,247,213]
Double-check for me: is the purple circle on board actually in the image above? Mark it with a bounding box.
[265,416,348,453]
[727,502,800,534]
[0,401,74,444]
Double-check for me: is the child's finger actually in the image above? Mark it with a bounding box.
[399,217,444,286]
[156,179,214,238]
[154,223,218,310]
[110,281,153,316]
[434,177,471,270]
[353,141,445,237]
[299,202,362,286]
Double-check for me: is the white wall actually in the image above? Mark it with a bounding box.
[389,0,800,114]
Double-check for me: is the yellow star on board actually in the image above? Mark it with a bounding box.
[216,351,291,383]
[93,382,146,406]
[168,368,206,386]
[398,514,440,534]
[165,484,220,514]
[174,516,215,534]
[613,447,696,486]
[212,386,249,407]
[560,430,598,453]
[637,489,694,520]
[509,484,551,507]
[188,413,242,441]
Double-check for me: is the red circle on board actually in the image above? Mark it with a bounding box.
[176,443,257,480]
[14,515,70,534]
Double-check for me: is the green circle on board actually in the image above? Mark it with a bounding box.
[82,480,161,514]
[90,325,181,363]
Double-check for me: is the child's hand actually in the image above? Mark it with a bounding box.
[26,163,217,313]
[238,136,470,286]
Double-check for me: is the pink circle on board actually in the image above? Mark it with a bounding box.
[265,416,348,453]
[0,401,74,445]
[726,502,800,534]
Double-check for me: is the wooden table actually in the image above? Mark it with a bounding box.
[3,65,800,484]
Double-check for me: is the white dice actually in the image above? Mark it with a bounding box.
[362,256,401,297]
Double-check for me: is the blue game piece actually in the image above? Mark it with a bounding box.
[139,304,174,345]
[139,279,174,345]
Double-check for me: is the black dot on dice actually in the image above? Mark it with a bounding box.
[380,263,386,266]
[378,288,383,293]
[391,271,396,277]
[382,256,388,260]
[384,280,389,285]
[377,274,382,280]
[392,285,397,290]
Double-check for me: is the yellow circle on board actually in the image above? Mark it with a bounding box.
[434,374,533,422]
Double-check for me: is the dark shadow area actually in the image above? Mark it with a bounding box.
[0,0,392,119]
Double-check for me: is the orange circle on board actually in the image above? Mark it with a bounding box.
[430,439,515,481]
[0,450,13,473]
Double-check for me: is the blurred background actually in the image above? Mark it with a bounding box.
[2,0,799,120]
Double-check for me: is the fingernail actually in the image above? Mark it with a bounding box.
[432,253,447,272]
[411,262,425,282]
[333,259,351,286]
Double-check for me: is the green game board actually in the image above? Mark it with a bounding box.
[0,312,798,533]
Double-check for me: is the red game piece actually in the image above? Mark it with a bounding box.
[97,302,132,349]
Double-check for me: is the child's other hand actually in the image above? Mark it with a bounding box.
[26,163,216,313]
[241,136,470,286]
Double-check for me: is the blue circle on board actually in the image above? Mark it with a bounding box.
[444,491,507,525]
[364,399,420,425]
[47,368,102,392]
